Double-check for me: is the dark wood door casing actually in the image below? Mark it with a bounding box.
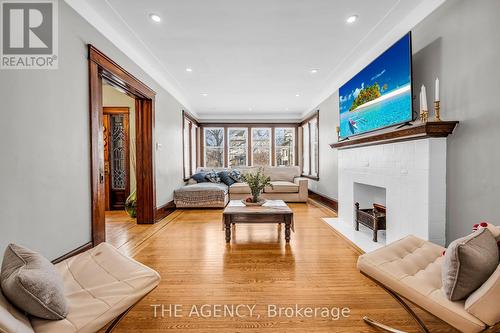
[89,45,157,246]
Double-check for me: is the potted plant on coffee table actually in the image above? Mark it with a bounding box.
[241,168,272,206]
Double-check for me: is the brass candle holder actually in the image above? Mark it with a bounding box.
[336,126,340,140]
[420,110,429,123]
[434,100,441,121]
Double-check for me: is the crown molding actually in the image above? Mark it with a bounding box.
[303,0,447,117]
[197,112,303,123]
[64,0,194,113]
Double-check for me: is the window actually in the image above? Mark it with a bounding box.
[252,128,271,166]
[302,123,309,175]
[199,124,299,169]
[190,123,198,173]
[182,112,199,179]
[228,128,248,167]
[275,128,295,166]
[301,112,319,179]
[204,128,224,167]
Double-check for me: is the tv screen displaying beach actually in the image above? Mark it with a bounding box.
[339,33,412,139]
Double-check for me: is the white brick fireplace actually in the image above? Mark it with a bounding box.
[332,138,447,250]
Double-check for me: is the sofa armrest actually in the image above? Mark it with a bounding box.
[293,177,308,200]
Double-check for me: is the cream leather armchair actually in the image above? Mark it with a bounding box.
[357,234,500,333]
[1,243,160,333]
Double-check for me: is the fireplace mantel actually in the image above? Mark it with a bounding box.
[330,121,458,150]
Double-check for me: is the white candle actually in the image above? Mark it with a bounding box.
[421,85,428,111]
[435,77,440,101]
[419,90,422,112]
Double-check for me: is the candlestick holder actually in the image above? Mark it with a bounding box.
[420,110,429,123]
[434,100,441,121]
[336,126,340,141]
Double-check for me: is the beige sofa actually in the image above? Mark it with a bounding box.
[174,166,308,208]
[0,243,160,333]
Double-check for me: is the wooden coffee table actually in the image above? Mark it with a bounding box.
[222,200,294,243]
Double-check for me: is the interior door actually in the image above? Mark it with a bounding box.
[103,107,130,210]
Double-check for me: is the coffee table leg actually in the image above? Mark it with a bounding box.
[285,216,291,243]
[224,215,231,243]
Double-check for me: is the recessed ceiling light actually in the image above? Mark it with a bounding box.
[295,94,300,97]
[310,69,319,74]
[149,13,161,23]
[201,93,208,97]
[346,15,358,24]
[185,67,193,72]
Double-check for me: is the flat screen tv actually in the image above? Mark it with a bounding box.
[339,32,413,139]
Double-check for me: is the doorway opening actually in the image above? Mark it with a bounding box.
[102,83,137,238]
[89,45,157,246]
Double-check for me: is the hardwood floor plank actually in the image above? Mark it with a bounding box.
[105,202,457,332]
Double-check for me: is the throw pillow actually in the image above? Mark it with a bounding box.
[1,244,68,320]
[192,172,208,183]
[218,171,236,186]
[228,169,242,182]
[205,170,221,183]
[442,228,499,301]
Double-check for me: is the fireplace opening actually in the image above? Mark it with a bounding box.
[353,183,386,244]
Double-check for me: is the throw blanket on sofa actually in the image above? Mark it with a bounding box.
[174,183,228,208]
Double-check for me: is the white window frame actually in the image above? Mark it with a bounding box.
[203,127,225,168]
[274,127,296,166]
[228,127,248,167]
[301,112,319,179]
[251,127,272,166]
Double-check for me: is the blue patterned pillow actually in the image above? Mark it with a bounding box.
[192,172,208,183]
[228,169,242,182]
[205,170,221,183]
[218,171,236,186]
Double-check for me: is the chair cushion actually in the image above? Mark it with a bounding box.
[218,171,236,186]
[357,235,486,333]
[228,169,242,182]
[30,242,160,333]
[263,166,300,182]
[229,183,251,194]
[205,170,221,183]
[442,228,499,301]
[0,291,34,333]
[191,172,208,183]
[1,244,68,320]
[264,181,299,193]
[465,264,500,326]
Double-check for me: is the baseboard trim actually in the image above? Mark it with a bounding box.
[308,190,338,212]
[155,200,176,222]
[52,241,93,264]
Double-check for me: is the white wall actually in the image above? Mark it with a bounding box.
[411,0,500,242]
[0,1,186,260]
[307,0,500,244]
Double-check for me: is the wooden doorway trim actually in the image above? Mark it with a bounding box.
[89,45,156,246]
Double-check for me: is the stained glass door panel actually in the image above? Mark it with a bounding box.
[103,108,130,210]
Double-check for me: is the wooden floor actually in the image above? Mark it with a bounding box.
[105,202,457,332]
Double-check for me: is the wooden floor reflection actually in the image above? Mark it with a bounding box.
[105,201,457,332]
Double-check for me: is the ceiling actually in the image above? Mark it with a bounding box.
[67,0,444,120]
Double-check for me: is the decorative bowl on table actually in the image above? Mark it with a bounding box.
[242,198,266,206]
